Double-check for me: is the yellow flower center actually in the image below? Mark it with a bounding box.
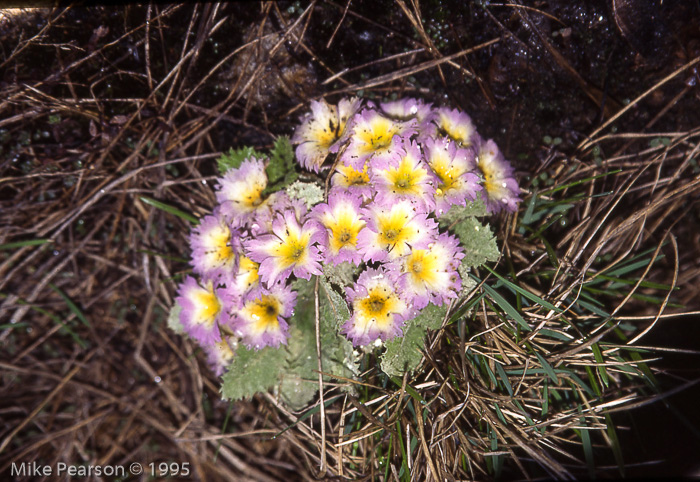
[336,163,370,187]
[208,227,233,263]
[429,154,464,195]
[236,256,259,290]
[313,113,340,148]
[242,184,265,209]
[376,209,416,252]
[245,295,281,334]
[274,231,311,269]
[478,151,501,195]
[323,206,365,255]
[405,249,439,286]
[356,286,400,330]
[386,158,422,195]
[439,114,473,146]
[194,287,221,326]
[356,117,399,155]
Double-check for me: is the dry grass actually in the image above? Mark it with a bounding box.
[1,3,699,481]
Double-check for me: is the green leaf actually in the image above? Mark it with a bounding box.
[49,283,90,328]
[438,200,488,222]
[319,278,351,334]
[167,302,184,334]
[263,136,298,195]
[447,217,500,269]
[217,146,265,175]
[477,278,531,331]
[534,351,559,384]
[279,278,358,409]
[140,196,199,224]
[0,238,52,250]
[494,361,513,396]
[221,345,287,400]
[381,303,448,376]
[484,266,561,313]
[279,324,319,409]
[323,261,360,289]
[286,180,324,209]
[268,136,295,182]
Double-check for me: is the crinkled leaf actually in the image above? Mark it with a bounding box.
[221,344,286,400]
[319,278,358,385]
[217,146,265,175]
[380,302,447,376]
[279,324,318,409]
[279,278,358,409]
[167,302,184,334]
[323,261,360,290]
[264,136,298,194]
[287,180,324,209]
[450,217,500,269]
[269,136,295,180]
[438,199,488,224]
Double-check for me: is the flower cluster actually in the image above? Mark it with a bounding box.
[296,97,519,345]
[175,97,519,376]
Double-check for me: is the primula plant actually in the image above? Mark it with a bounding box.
[168,97,520,407]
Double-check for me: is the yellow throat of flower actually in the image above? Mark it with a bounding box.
[274,230,311,269]
[246,295,281,333]
[194,286,221,325]
[357,286,400,330]
[328,210,364,253]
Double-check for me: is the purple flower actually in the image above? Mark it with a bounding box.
[357,200,438,263]
[434,107,479,147]
[176,276,233,346]
[391,233,464,310]
[341,109,417,170]
[293,97,362,172]
[311,191,366,265]
[423,136,482,215]
[203,337,238,376]
[246,209,323,286]
[189,211,240,282]
[371,138,437,212]
[476,139,520,213]
[232,284,296,349]
[228,255,260,304]
[330,162,374,200]
[342,267,408,346]
[215,157,271,223]
[380,97,437,139]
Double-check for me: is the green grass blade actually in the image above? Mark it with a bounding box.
[0,239,53,250]
[578,411,595,479]
[539,169,622,196]
[494,361,514,396]
[541,381,549,416]
[484,266,561,313]
[534,351,559,384]
[391,377,427,405]
[0,322,29,330]
[591,343,610,388]
[140,196,199,224]
[1,292,88,349]
[50,284,90,328]
[476,277,531,331]
[605,413,625,477]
